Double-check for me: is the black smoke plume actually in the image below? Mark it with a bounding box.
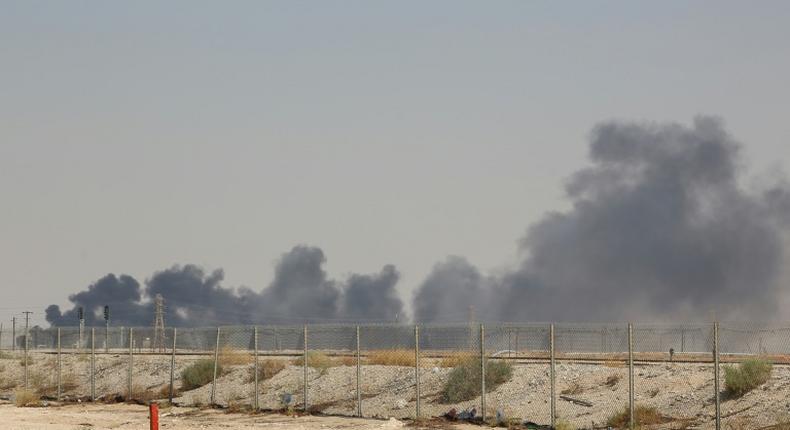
[46,245,404,326]
[413,117,790,322]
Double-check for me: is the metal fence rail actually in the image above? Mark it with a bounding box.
[3,322,790,429]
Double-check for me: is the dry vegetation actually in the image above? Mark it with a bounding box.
[219,347,253,366]
[293,351,337,374]
[14,389,39,407]
[437,352,475,368]
[604,374,621,387]
[607,404,664,428]
[367,350,415,367]
[246,359,286,383]
[560,381,584,395]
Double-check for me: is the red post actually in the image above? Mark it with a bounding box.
[149,402,159,430]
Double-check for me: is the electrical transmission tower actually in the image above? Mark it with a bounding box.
[152,294,166,352]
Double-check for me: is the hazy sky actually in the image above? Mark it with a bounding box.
[2,1,790,326]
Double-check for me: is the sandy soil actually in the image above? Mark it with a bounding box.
[3,352,790,429]
[0,402,440,430]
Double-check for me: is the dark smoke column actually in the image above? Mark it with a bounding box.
[414,117,790,322]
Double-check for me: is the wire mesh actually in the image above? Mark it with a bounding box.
[553,324,629,428]
[358,324,417,419]
[483,324,551,426]
[3,322,790,427]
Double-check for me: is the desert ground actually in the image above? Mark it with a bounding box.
[0,402,444,430]
[2,352,790,429]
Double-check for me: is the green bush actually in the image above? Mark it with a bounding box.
[441,357,513,403]
[181,359,222,391]
[724,358,772,398]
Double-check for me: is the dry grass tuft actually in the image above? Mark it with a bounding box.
[561,381,584,395]
[367,350,416,367]
[247,359,287,383]
[337,356,358,367]
[607,404,664,428]
[132,384,165,402]
[158,384,178,399]
[14,388,39,407]
[438,352,475,368]
[219,347,253,366]
[554,419,575,430]
[604,374,621,387]
[293,351,337,374]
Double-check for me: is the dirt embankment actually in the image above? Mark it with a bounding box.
[2,352,790,429]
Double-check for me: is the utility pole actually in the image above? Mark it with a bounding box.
[22,311,32,388]
[78,307,85,352]
[12,317,16,351]
[153,294,166,352]
[104,305,110,353]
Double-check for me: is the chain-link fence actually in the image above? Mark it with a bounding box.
[2,322,790,429]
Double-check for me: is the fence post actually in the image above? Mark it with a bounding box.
[210,327,220,406]
[628,323,634,430]
[23,322,29,388]
[550,324,556,428]
[714,322,721,430]
[127,327,134,401]
[415,324,420,420]
[57,327,62,401]
[169,328,177,403]
[303,324,309,412]
[356,325,361,417]
[253,326,259,411]
[480,324,486,424]
[91,327,96,401]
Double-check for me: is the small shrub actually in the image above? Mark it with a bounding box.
[14,388,39,407]
[247,359,286,383]
[367,350,416,367]
[441,358,513,403]
[555,419,575,430]
[219,347,253,366]
[607,404,663,428]
[293,352,336,374]
[724,358,772,398]
[132,384,162,402]
[181,359,222,391]
[158,384,177,399]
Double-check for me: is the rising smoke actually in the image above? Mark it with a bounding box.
[46,245,404,326]
[413,117,790,322]
[47,117,790,325]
